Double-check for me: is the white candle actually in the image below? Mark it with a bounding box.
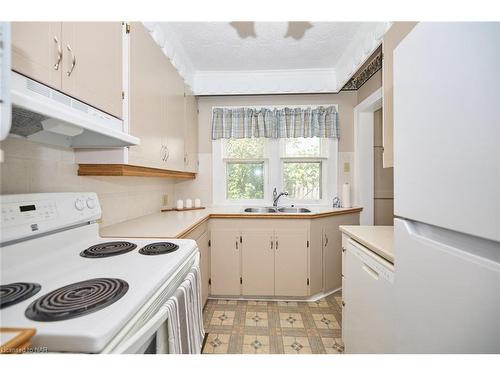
[342,183,351,208]
[185,199,193,209]
[176,200,184,210]
[194,198,201,208]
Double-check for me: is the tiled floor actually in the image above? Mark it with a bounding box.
[202,290,344,354]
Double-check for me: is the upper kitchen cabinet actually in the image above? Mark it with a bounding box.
[11,22,123,119]
[11,22,62,89]
[61,23,123,119]
[381,22,417,168]
[127,22,168,170]
[76,22,198,178]
[183,85,199,173]
[164,58,186,172]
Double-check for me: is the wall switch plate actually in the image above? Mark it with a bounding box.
[344,162,350,173]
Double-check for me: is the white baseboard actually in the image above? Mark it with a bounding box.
[208,287,341,303]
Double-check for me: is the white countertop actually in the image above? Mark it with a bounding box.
[100,206,362,239]
[339,225,394,264]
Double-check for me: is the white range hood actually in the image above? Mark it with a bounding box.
[8,71,139,148]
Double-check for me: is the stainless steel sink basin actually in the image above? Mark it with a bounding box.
[244,207,278,213]
[277,207,311,213]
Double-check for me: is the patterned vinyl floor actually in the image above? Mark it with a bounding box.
[201,290,344,354]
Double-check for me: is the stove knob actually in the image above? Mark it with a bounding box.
[86,197,96,209]
[75,198,85,211]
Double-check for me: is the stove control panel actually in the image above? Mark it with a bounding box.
[1,192,101,245]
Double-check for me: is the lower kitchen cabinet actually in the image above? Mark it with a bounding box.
[274,229,309,297]
[241,229,275,296]
[208,213,361,299]
[197,231,210,306]
[210,229,241,296]
[181,222,210,306]
[323,224,342,292]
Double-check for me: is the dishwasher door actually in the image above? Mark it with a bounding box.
[343,238,395,353]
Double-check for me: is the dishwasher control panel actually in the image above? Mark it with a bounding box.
[347,239,395,283]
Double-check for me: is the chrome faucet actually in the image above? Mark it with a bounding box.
[272,188,289,207]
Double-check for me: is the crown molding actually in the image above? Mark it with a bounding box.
[342,48,383,91]
[334,22,392,92]
[142,22,196,89]
[192,69,337,95]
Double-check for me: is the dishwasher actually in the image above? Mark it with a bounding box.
[342,238,395,353]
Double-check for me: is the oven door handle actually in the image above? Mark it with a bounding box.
[111,305,169,353]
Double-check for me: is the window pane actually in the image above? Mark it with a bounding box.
[283,162,321,200]
[283,138,320,157]
[225,138,265,159]
[226,162,264,200]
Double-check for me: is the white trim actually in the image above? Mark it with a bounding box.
[193,69,337,95]
[353,87,383,225]
[208,287,342,303]
[212,137,338,207]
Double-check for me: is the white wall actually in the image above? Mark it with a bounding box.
[0,137,175,227]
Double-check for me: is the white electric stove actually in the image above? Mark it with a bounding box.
[0,192,199,353]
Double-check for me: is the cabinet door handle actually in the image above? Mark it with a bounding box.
[66,44,76,76]
[53,36,62,70]
[275,240,278,250]
[270,239,273,249]
[236,239,238,250]
[325,234,329,246]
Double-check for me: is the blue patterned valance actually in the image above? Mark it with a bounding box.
[211,106,339,140]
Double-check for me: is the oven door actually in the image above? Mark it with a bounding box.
[112,305,170,354]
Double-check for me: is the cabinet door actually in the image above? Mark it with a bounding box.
[323,225,342,292]
[128,22,167,169]
[241,230,275,296]
[165,60,186,171]
[210,230,241,296]
[197,231,210,306]
[61,22,123,118]
[11,22,62,89]
[274,229,309,296]
[183,85,199,173]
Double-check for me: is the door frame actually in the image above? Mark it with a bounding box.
[353,88,383,225]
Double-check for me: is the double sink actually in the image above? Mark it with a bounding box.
[244,207,311,214]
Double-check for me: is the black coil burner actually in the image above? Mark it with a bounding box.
[139,242,179,255]
[80,241,137,258]
[0,282,41,309]
[25,278,128,322]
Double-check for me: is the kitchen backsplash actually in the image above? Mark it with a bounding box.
[0,137,175,227]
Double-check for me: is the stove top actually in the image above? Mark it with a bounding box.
[80,241,137,258]
[0,192,199,353]
[0,282,41,309]
[25,278,129,321]
[138,242,179,255]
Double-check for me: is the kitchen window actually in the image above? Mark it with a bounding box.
[213,136,337,206]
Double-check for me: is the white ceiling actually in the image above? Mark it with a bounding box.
[143,22,391,95]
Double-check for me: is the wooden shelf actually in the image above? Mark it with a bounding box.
[78,164,196,179]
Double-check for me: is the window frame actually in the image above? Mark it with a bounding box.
[212,105,338,207]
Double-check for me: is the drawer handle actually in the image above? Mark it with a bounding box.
[362,263,379,280]
[53,36,62,70]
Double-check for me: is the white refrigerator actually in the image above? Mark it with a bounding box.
[393,22,500,353]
